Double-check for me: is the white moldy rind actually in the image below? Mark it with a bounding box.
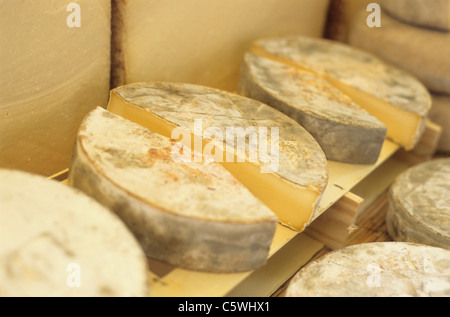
[286,242,450,297]
[68,107,278,272]
[0,169,149,297]
[349,10,450,95]
[379,0,450,31]
[238,52,386,164]
[387,159,450,249]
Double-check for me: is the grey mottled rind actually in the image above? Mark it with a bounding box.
[286,242,450,297]
[69,107,278,272]
[387,159,450,249]
[238,53,386,164]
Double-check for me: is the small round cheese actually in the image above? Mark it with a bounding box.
[0,169,149,297]
[286,242,450,297]
[387,158,450,249]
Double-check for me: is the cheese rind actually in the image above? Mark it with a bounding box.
[0,0,111,176]
[286,242,450,297]
[69,107,278,272]
[387,159,450,249]
[349,10,450,95]
[238,52,386,164]
[428,95,450,153]
[252,36,431,150]
[379,0,450,31]
[0,169,149,297]
[108,82,329,231]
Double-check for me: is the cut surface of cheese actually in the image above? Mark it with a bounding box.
[349,10,450,95]
[0,168,149,297]
[429,95,450,152]
[107,82,329,232]
[387,159,450,249]
[286,242,450,297]
[0,0,111,177]
[379,0,450,31]
[251,36,431,150]
[68,107,278,272]
[238,52,386,164]
[111,0,330,91]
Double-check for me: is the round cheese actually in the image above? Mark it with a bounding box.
[69,107,278,272]
[429,94,450,152]
[286,242,450,297]
[0,169,149,297]
[387,159,450,249]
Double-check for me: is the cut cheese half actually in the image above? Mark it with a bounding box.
[251,36,432,150]
[429,94,450,152]
[238,52,387,164]
[286,242,450,297]
[107,82,329,232]
[0,168,149,297]
[349,9,450,95]
[387,159,450,249]
[379,0,450,31]
[68,107,278,272]
[0,0,111,176]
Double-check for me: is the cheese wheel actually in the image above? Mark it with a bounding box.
[238,52,387,164]
[379,0,450,31]
[69,107,278,272]
[387,159,450,249]
[251,36,431,150]
[348,10,450,95]
[286,242,450,297]
[0,0,111,177]
[107,82,329,232]
[111,0,330,91]
[429,95,450,152]
[0,169,149,297]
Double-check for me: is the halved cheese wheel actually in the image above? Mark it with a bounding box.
[69,107,278,272]
[0,168,149,297]
[107,82,329,232]
[251,36,431,151]
[286,242,450,297]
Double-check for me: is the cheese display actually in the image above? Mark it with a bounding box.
[251,36,432,151]
[0,0,111,177]
[107,82,329,232]
[429,95,450,152]
[238,52,387,164]
[387,159,450,249]
[0,168,149,297]
[111,0,330,91]
[379,0,450,31]
[348,10,450,95]
[68,107,278,272]
[285,242,450,297]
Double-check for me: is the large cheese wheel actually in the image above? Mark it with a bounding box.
[0,169,149,297]
[387,159,450,249]
[348,10,450,95]
[69,107,278,272]
[380,0,450,31]
[286,242,450,297]
[0,0,111,177]
[107,82,329,232]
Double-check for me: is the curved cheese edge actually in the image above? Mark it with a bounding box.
[429,95,450,152]
[238,52,387,164]
[107,82,329,232]
[285,242,450,297]
[0,168,149,297]
[379,0,450,31]
[68,107,277,272]
[251,36,431,151]
[349,10,450,95]
[387,158,450,249]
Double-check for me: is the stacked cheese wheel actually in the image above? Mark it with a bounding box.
[348,0,450,152]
